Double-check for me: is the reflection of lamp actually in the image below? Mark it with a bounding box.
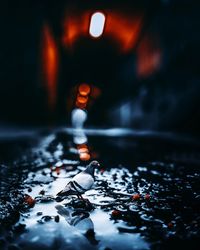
[71,108,88,145]
[89,12,106,38]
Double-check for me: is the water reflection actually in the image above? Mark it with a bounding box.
[12,151,151,250]
[56,205,99,245]
[71,108,88,146]
[71,106,92,161]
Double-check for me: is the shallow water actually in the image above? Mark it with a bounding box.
[1,129,200,250]
[15,166,149,250]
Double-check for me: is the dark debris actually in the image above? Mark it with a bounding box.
[0,131,200,250]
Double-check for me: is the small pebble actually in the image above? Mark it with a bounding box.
[54,215,60,223]
[37,215,52,224]
[39,190,45,195]
[132,194,140,201]
[111,210,121,219]
[36,212,43,216]
[24,194,35,208]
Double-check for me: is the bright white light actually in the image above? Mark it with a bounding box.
[89,12,105,38]
[71,109,88,144]
[73,130,88,145]
[71,108,87,129]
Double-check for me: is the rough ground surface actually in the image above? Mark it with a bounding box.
[0,130,200,250]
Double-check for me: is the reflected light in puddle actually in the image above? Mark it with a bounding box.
[77,144,89,153]
[89,12,106,38]
[73,131,88,145]
[71,108,87,129]
[72,83,99,161]
[71,109,88,146]
[78,144,91,161]
[79,152,91,161]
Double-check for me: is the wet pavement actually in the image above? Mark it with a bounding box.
[0,129,200,250]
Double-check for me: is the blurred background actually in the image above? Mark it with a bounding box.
[0,0,200,136]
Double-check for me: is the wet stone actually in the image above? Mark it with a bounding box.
[54,215,60,223]
[111,210,122,219]
[39,190,45,195]
[35,195,54,203]
[129,204,140,213]
[36,212,43,216]
[1,132,200,249]
[37,216,52,224]
[118,226,137,233]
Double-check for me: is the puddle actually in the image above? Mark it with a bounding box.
[15,167,149,250]
[1,130,200,250]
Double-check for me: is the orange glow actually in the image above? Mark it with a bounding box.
[136,36,162,78]
[62,11,144,53]
[62,12,90,48]
[55,166,60,175]
[80,152,91,161]
[74,84,101,110]
[24,194,36,208]
[77,144,88,150]
[77,144,91,161]
[75,83,91,109]
[90,86,101,99]
[73,83,100,161]
[91,152,99,159]
[77,144,89,153]
[77,95,88,104]
[105,12,143,53]
[42,24,58,111]
[78,147,89,153]
[75,100,87,109]
[79,84,91,96]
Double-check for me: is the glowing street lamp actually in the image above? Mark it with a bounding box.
[89,12,106,38]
